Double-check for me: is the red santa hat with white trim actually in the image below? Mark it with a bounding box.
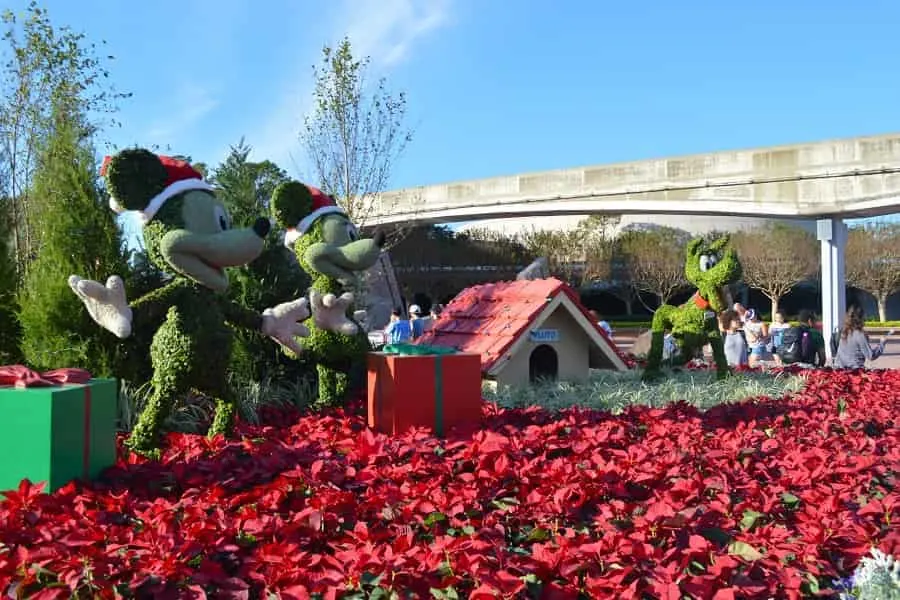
[100,150,215,225]
[282,185,347,247]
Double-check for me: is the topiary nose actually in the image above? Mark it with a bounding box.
[252,217,271,238]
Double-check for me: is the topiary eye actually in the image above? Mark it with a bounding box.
[214,205,230,231]
[346,222,359,241]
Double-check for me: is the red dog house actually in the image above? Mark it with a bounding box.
[416,278,627,390]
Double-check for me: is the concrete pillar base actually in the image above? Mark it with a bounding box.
[817,218,848,361]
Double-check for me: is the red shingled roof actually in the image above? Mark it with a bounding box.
[416,277,622,373]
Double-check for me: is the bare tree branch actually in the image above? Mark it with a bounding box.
[846,223,900,321]
[515,215,618,287]
[299,37,413,245]
[730,223,818,314]
[614,226,690,307]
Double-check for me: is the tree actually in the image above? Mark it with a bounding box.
[300,37,413,235]
[845,223,900,321]
[211,139,289,225]
[212,140,311,382]
[614,225,691,308]
[731,222,818,315]
[390,225,530,303]
[16,101,128,375]
[0,198,19,363]
[517,216,617,288]
[0,2,128,278]
[579,215,617,285]
[518,228,584,285]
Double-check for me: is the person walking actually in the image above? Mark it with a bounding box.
[833,306,894,369]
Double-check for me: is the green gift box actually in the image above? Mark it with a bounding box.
[0,371,118,494]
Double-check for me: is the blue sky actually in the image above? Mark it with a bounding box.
[9,0,900,235]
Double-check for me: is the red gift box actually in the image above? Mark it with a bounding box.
[367,350,482,436]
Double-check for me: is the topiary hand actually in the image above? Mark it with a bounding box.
[310,289,358,336]
[261,298,311,355]
[68,275,133,339]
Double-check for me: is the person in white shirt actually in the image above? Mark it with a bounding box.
[742,308,770,367]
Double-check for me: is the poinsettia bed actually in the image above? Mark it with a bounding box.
[2,369,899,599]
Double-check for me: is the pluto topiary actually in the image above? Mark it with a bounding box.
[643,234,743,381]
[271,180,385,407]
[69,148,311,458]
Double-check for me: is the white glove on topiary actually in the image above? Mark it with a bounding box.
[310,289,358,336]
[261,298,311,355]
[68,275,133,339]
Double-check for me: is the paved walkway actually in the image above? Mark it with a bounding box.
[612,328,900,369]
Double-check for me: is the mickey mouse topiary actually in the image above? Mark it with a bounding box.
[643,234,743,381]
[69,148,312,458]
[271,180,385,407]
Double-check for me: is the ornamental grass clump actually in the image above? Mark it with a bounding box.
[118,376,316,433]
[485,368,805,413]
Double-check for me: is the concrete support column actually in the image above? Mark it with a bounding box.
[817,218,848,362]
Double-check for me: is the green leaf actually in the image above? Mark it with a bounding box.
[737,447,756,459]
[728,540,764,561]
[526,527,551,541]
[430,587,459,600]
[781,492,801,507]
[699,526,732,546]
[423,512,447,527]
[801,573,821,595]
[491,497,519,511]
[368,587,394,600]
[740,510,765,531]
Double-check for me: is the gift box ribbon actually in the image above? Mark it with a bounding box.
[380,344,457,436]
[0,365,95,479]
[0,365,93,388]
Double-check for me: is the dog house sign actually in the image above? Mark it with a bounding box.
[529,328,560,343]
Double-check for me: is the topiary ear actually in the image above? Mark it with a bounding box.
[686,238,704,258]
[271,180,314,229]
[104,148,168,211]
[708,234,730,253]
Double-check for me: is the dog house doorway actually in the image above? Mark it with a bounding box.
[529,344,558,383]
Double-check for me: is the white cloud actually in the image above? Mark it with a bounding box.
[144,81,220,146]
[343,0,452,68]
[250,0,452,176]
